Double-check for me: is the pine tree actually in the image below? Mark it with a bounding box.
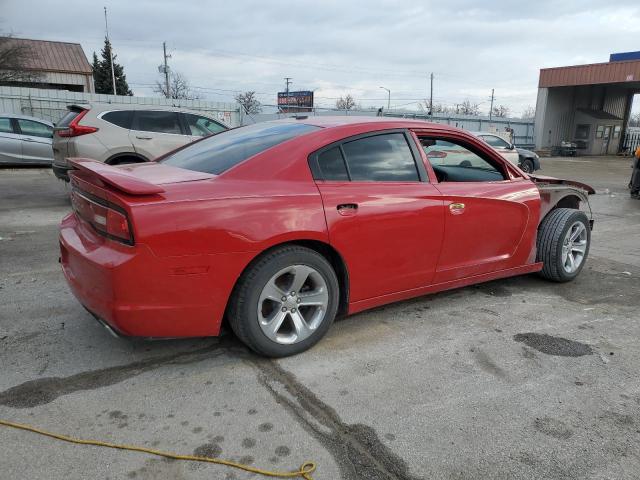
[92,38,132,96]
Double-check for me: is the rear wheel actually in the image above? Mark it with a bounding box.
[536,208,590,282]
[520,158,534,173]
[228,246,339,357]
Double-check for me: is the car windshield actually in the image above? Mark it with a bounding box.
[160,122,320,174]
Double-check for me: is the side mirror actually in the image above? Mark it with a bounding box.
[508,144,515,150]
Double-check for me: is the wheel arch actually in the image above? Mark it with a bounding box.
[223,239,350,329]
[105,152,148,165]
[538,188,589,227]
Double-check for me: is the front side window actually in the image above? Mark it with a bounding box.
[17,119,53,138]
[161,122,320,175]
[481,135,510,148]
[135,111,182,135]
[184,113,227,137]
[340,133,419,182]
[420,137,505,182]
[0,117,14,134]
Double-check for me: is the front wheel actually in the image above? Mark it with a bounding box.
[536,208,591,282]
[520,158,534,173]
[228,246,339,357]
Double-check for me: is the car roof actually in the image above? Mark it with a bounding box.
[67,103,226,120]
[0,113,54,126]
[267,115,465,132]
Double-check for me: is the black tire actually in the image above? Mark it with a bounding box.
[520,158,534,173]
[536,208,590,282]
[108,156,146,166]
[228,246,339,357]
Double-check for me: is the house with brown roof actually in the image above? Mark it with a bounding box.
[0,37,94,93]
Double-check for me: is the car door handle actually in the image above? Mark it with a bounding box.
[337,203,358,216]
[136,136,152,140]
[449,202,465,215]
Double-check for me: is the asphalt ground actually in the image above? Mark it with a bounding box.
[1,156,639,480]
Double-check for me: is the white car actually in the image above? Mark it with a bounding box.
[0,113,54,165]
[52,103,228,180]
[471,132,520,167]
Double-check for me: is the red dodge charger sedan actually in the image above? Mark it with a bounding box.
[59,117,594,357]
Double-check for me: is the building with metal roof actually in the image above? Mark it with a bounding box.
[535,52,640,155]
[534,52,640,155]
[0,37,94,93]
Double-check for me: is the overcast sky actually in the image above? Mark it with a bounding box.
[3,0,640,116]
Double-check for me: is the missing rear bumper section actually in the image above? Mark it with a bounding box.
[83,306,123,338]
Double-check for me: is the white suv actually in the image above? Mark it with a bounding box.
[52,103,228,180]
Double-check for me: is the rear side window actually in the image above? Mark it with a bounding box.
[161,122,320,175]
[135,111,182,134]
[318,147,349,181]
[102,110,133,129]
[184,113,227,137]
[0,117,14,134]
[341,133,419,182]
[17,119,52,138]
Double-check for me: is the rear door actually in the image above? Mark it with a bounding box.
[0,117,22,164]
[15,118,53,164]
[416,132,538,283]
[311,131,445,302]
[130,110,191,159]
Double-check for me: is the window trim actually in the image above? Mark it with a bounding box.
[308,129,429,183]
[131,110,186,136]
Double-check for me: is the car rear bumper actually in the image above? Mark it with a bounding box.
[59,213,244,338]
[52,163,71,181]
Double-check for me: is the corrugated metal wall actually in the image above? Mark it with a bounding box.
[0,86,241,126]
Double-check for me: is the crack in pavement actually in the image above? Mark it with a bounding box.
[0,339,245,408]
[251,359,422,480]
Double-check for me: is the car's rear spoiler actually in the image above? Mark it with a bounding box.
[529,175,596,195]
[68,158,165,195]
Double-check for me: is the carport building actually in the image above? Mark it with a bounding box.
[534,52,640,155]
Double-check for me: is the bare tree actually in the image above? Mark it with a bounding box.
[421,100,453,115]
[521,105,536,119]
[458,99,480,116]
[336,94,357,110]
[0,35,44,83]
[235,91,262,115]
[491,104,510,118]
[154,71,201,100]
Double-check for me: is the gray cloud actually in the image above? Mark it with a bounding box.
[3,0,640,115]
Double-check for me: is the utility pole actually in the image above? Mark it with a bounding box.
[379,86,390,110]
[163,42,171,99]
[429,73,434,116]
[284,77,292,113]
[104,7,117,95]
[489,88,495,123]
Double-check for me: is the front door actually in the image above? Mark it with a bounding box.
[416,134,537,283]
[15,118,53,164]
[0,117,22,164]
[312,131,445,302]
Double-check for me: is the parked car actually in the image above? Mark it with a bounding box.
[472,132,540,173]
[0,113,54,165]
[52,103,229,180]
[516,147,541,173]
[59,118,594,357]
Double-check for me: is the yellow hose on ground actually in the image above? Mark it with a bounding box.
[0,419,316,479]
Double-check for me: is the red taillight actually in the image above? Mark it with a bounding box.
[57,109,99,137]
[71,190,133,245]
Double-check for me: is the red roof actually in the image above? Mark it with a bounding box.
[0,37,92,74]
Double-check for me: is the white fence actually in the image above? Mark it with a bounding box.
[0,86,241,127]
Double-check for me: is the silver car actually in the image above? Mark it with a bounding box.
[0,113,54,165]
[52,103,228,181]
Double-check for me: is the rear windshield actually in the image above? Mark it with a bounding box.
[57,108,84,127]
[160,122,320,175]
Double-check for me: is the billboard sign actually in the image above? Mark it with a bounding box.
[277,91,314,111]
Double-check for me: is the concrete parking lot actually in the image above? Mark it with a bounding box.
[1,156,639,480]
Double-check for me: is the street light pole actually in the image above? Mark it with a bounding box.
[379,86,390,110]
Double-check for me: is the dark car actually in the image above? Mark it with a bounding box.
[516,147,541,173]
